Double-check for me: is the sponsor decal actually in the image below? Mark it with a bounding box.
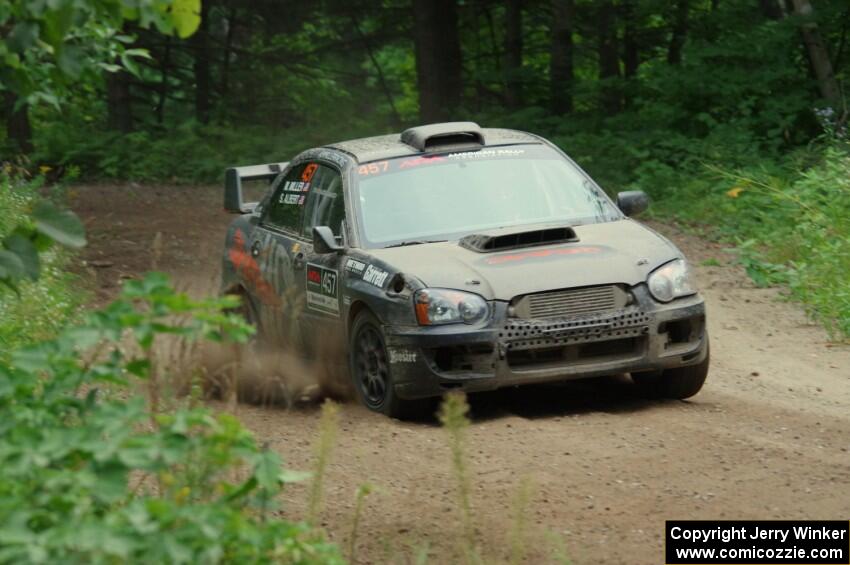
[309,149,349,168]
[362,264,389,287]
[398,155,445,169]
[306,263,339,316]
[485,246,602,265]
[344,258,367,275]
[388,349,417,363]
[447,148,525,159]
[307,268,321,284]
[343,295,352,306]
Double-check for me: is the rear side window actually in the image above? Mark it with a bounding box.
[301,164,345,238]
[263,163,313,234]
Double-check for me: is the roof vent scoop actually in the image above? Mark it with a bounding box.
[400,122,484,152]
[459,227,579,254]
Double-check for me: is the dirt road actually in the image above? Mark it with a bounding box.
[72,183,850,564]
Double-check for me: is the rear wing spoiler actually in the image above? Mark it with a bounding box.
[224,161,289,214]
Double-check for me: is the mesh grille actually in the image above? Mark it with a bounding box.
[520,285,622,319]
[501,310,651,351]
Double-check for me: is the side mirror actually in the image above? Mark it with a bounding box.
[617,190,650,217]
[313,226,344,254]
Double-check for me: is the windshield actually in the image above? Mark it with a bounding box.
[354,144,621,247]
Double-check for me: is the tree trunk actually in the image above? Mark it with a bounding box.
[597,0,621,114]
[3,92,33,154]
[504,0,524,109]
[156,37,172,125]
[759,0,784,20]
[105,70,134,132]
[791,0,841,106]
[623,0,639,78]
[193,0,211,124]
[622,0,640,108]
[550,0,574,114]
[667,0,689,65]
[412,0,463,123]
[221,7,235,97]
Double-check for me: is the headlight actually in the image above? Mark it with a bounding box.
[414,289,489,325]
[647,259,696,302]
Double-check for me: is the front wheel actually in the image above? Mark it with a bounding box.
[632,340,710,399]
[349,310,431,420]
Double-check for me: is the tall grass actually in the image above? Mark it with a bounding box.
[348,483,374,563]
[308,399,340,525]
[439,392,480,564]
[509,477,534,565]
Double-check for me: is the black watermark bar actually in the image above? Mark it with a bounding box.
[666,521,849,564]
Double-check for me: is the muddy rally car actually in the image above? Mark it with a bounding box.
[221,122,709,418]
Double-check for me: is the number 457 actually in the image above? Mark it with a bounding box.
[358,161,389,175]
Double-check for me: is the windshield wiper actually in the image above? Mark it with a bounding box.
[383,239,446,248]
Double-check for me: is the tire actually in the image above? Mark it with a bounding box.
[632,339,710,399]
[349,310,431,420]
[241,293,263,347]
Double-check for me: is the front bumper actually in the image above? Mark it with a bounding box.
[384,286,707,399]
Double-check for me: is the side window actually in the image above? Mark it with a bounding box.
[262,163,312,234]
[301,164,345,238]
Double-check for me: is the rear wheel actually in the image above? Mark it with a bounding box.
[632,340,710,399]
[240,294,263,348]
[349,310,431,420]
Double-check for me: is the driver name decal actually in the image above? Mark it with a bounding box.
[306,263,339,316]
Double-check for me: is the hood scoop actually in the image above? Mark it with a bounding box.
[459,226,579,253]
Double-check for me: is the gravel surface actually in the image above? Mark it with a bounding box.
[72,183,850,564]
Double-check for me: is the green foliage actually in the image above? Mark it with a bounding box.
[0,175,85,293]
[0,272,344,564]
[0,176,86,353]
[650,144,850,338]
[0,0,200,104]
[767,149,850,337]
[33,119,388,184]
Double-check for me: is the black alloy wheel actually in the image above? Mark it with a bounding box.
[349,310,432,419]
[354,324,389,409]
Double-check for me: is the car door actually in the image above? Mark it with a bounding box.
[250,162,313,348]
[296,161,347,352]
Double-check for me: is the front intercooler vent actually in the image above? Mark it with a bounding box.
[459,227,578,253]
[513,285,628,320]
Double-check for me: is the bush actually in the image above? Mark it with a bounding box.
[0,175,87,355]
[32,116,392,185]
[778,148,850,337]
[0,273,344,564]
[647,144,850,339]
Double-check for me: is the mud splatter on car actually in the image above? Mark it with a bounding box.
[221,122,709,419]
